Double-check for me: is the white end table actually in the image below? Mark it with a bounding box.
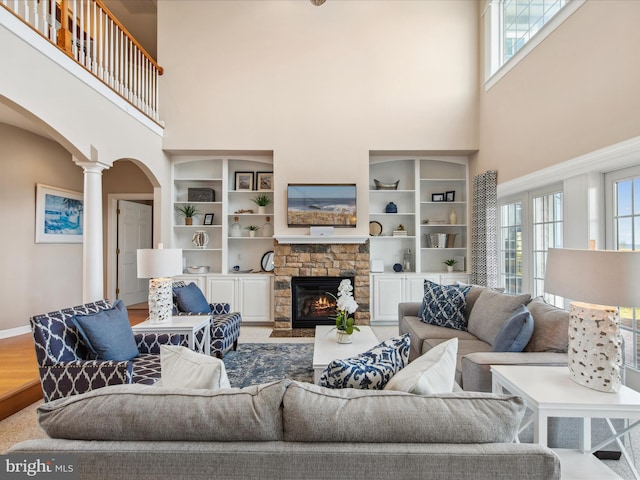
[313,325,380,384]
[492,365,640,480]
[132,315,211,356]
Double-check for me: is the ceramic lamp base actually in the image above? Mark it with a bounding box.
[568,302,622,393]
[148,277,173,324]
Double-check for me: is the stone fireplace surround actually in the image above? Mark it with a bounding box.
[273,240,370,330]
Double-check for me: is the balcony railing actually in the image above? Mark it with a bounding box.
[2,0,162,122]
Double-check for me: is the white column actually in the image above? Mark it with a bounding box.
[74,159,110,303]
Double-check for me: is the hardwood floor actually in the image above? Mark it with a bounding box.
[0,307,149,421]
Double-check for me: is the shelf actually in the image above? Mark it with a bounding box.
[371,236,416,240]
[421,247,467,251]
[370,212,415,216]
[421,201,466,205]
[182,248,223,252]
[369,189,415,194]
[420,178,465,182]
[421,224,467,227]
[228,236,274,240]
[174,201,222,205]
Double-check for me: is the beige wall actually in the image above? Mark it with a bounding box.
[0,123,84,331]
[0,132,157,333]
[474,0,640,184]
[159,0,479,235]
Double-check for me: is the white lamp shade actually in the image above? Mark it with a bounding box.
[545,248,640,307]
[137,248,183,278]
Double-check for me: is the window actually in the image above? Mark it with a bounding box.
[532,191,563,305]
[499,201,523,294]
[606,167,640,372]
[498,187,562,298]
[483,0,585,87]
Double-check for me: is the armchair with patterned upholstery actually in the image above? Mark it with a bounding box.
[172,281,242,358]
[31,299,178,402]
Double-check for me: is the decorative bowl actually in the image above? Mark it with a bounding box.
[374,179,400,190]
[186,266,210,274]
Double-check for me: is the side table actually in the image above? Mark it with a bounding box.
[132,315,211,356]
[492,365,640,480]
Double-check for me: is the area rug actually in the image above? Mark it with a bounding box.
[223,343,313,387]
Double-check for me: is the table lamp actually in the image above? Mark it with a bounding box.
[544,247,640,393]
[137,244,183,324]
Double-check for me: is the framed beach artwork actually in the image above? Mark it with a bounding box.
[35,184,84,243]
[256,172,273,191]
[235,172,254,191]
[287,183,357,227]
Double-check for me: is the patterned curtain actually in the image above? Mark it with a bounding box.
[471,170,498,288]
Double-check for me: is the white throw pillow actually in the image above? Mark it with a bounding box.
[160,345,231,389]
[383,338,458,395]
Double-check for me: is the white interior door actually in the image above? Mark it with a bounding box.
[117,200,152,305]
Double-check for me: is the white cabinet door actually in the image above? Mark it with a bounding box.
[372,275,405,322]
[405,275,427,303]
[206,277,236,307]
[238,276,272,323]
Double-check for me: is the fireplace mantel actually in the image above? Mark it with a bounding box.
[275,235,370,244]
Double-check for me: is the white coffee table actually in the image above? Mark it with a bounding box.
[132,315,211,356]
[313,325,380,384]
[492,365,640,480]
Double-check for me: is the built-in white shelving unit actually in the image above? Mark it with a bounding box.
[171,155,274,323]
[368,154,471,324]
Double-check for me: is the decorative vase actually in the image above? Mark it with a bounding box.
[185,217,193,226]
[258,206,266,214]
[336,330,353,344]
[262,216,273,237]
[230,217,242,237]
[385,202,398,213]
[447,266,454,272]
[449,209,457,225]
[249,230,256,238]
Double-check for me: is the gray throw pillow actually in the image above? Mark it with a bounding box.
[491,304,534,352]
[467,289,531,346]
[524,296,569,352]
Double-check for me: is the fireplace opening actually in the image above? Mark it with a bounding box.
[291,276,354,328]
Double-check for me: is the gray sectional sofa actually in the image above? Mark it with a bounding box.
[399,286,569,392]
[10,380,560,480]
[399,283,619,452]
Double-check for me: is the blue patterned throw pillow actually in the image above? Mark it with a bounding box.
[318,334,410,390]
[420,280,471,331]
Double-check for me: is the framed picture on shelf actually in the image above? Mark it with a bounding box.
[235,172,254,191]
[203,213,214,225]
[432,193,445,202]
[256,171,273,191]
[35,184,84,244]
[446,191,455,202]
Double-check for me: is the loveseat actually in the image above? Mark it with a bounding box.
[9,380,560,480]
[399,282,619,452]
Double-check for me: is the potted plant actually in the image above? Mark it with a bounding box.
[251,194,272,214]
[245,225,260,237]
[443,258,457,272]
[175,204,200,225]
[327,279,360,343]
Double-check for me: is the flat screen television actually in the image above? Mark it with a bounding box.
[287,184,357,227]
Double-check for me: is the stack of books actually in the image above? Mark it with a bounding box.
[392,230,408,237]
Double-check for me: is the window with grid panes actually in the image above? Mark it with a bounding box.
[611,175,640,371]
[499,202,523,294]
[532,191,563,306]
